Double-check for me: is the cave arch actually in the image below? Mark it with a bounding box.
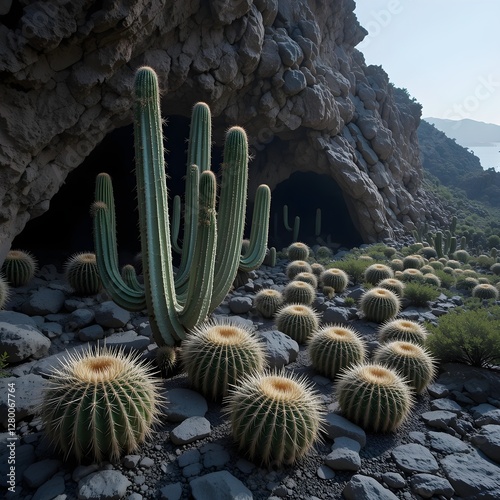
[269,171,363,249]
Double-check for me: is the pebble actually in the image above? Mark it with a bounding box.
[189,471,253,499]
[170,416,211,445]
[409,473,454,499]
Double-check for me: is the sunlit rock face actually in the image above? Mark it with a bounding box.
[0,0,446,263]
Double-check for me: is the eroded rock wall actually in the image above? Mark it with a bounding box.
[0,0,446,264]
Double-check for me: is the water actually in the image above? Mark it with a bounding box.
[468,142,500,172]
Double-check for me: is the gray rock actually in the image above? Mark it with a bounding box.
[67,308,95,329]
[178,449,201,468]
[139,457,154,468]
[40,321,63,338]
[31,344,89,377]
[471,403,500,426]
[0,310,37,326]
[441,451,500,498]
[343,474,398,500]
[104,331,150,352]
[430,398,463,414]
[160,482,182,500]
[78,324,105,341]
[0,440,35,487]
[471,424,500,463]
[94,301,131,328]
[324,436,361,471]
[317,465,335,479]
[420,410,457,430]
[0,322,51,362]
[22,288,66,315]
[258,330,299,369]
[77,470,131,499]
[464,378,490,403]
[409,431,427,445]
[392,443,439,474]
[228,296,253,314]
[190,471,253,500]
[23,458,61,488]
[170,416,211,445]
[282,69,307,95]
[324,413,366,447]
[161,388,208,422]
[428,431,471,454]
[32,475,66,500]
[203,447,230,468]
[0,374,46,427]
[72,464,100,482]
[322,306,351,323]
[382,472,406,489]
[410,473,454,499]
[122,455,141,469]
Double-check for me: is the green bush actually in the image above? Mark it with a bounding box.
[426,307,500,367]
[403,283,440,307]
[330,258,372,284]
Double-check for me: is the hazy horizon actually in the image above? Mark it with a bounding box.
[354,0,500,126]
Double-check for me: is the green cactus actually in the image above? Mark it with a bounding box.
[262,247,277,267]
[336,363,414,433]
[373,341,436,394]
[450,215,457,235]
[359,287,401,323]
[226,370,324,466]
[64,252,101,296]
[320,268,349,292]
[402,255,423,270]
[491,247,498,259]
[472,283,499,300]
[287,242,309,261]
[419,246,438,259]
[377,278,405,297]
[454,249,470,263]
[293,272,318,289]
[155,345,180,378]
[315,246,332,260]
[401,268,425,283]
[311,262,326,278]
[283,281,316,305]
[286,260,313,280]
[429,260,444,271]
[490,263,500,276]
[253,289,283,318]
[274,304,319,344]
[363,264,394,286]
[121,264,143,292]
[460,236,467,251]
[1,250,37,287]
[0,275,10,309]
[39,345,162,463]
[182,319,266,400]
[378,318,429,346]
[389,259,404,272]
[422,273,441,287]
[315,208,322,237]
[92,67,270,347]
[308,325,366,380]
[283,205,300,242]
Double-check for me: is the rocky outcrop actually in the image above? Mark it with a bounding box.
[0,0,446,264]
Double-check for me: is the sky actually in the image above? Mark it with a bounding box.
[354,0,500,126]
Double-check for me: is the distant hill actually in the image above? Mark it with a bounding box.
[424,117,500,147]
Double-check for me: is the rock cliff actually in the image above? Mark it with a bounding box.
[0,0,446,263]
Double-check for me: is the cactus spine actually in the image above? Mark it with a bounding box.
[92,67,270,346]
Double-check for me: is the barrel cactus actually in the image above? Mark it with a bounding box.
[373,341,436,394]
[286,260,313,280]
[253,289,283,318]
[359,287,401,323]
[64,252,101,296]
[401,268,425,283]
[336,363,414,433]
[226,370,324,466]
[283,281,316,305]
[274,304,319,344]
[156,345,180,378]
[390,259,404,272]
[363,264,394,286]
[307,325,366,380]
[320,268,349,293]
[287,242,310,261]
[0,275,10,309]
[293,272,318,289]
[311,263,325,278]
[1,250,37,287]
[182,319,266,400]
[422,273,441,287]
[403,255,424,270]
[472,283,499,301]
[490,263,500,276]
[378,278,405,297]
[39,345,162,463]
[378,319,429,346]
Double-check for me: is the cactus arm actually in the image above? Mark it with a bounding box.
[239,184,271,272]
[187,102,211,173]
[134,67,185,346]
[283,205,292,231]
[179,171,217,329]
[434,231,444,258]
[209,127,249,311]
[92,202,146,311]
[171,195,182,254]
[293,216,300,242]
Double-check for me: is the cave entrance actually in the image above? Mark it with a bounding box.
[12,115,224,268]
[269,171,363,249]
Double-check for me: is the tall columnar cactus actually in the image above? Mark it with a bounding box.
[283,205,300,242]
[92,67,271,346]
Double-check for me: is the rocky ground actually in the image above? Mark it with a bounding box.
[1,252,500,500]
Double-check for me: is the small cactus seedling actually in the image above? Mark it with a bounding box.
[293,272,318,289]
[373,341,436,394]
[64,252,101,296]
[378,319,429,346]
[336,363,414,433]
[378,278,405,297]
[287,242,310,261]
[156,345,180,377]
[286,260,313,280]
[253,289,283,318]
[363,264,394,286]
[0,275,10,309]
[283,281,316,305]
[182,319,266,400]
[307,325,366,380]
[225,370,324,466]
[472,283,499,300]
[320,268,349,293]
[274,304,319,344]
[1,250,37,287]
[39,345,162,463]
[359,287,400,323]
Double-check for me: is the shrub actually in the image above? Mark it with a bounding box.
[331,258,371,284]
[403,283,440,306]
[426,307,500,367]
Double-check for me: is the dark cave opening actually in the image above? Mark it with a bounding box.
[12,115,224,268]
[269,171,363,249]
